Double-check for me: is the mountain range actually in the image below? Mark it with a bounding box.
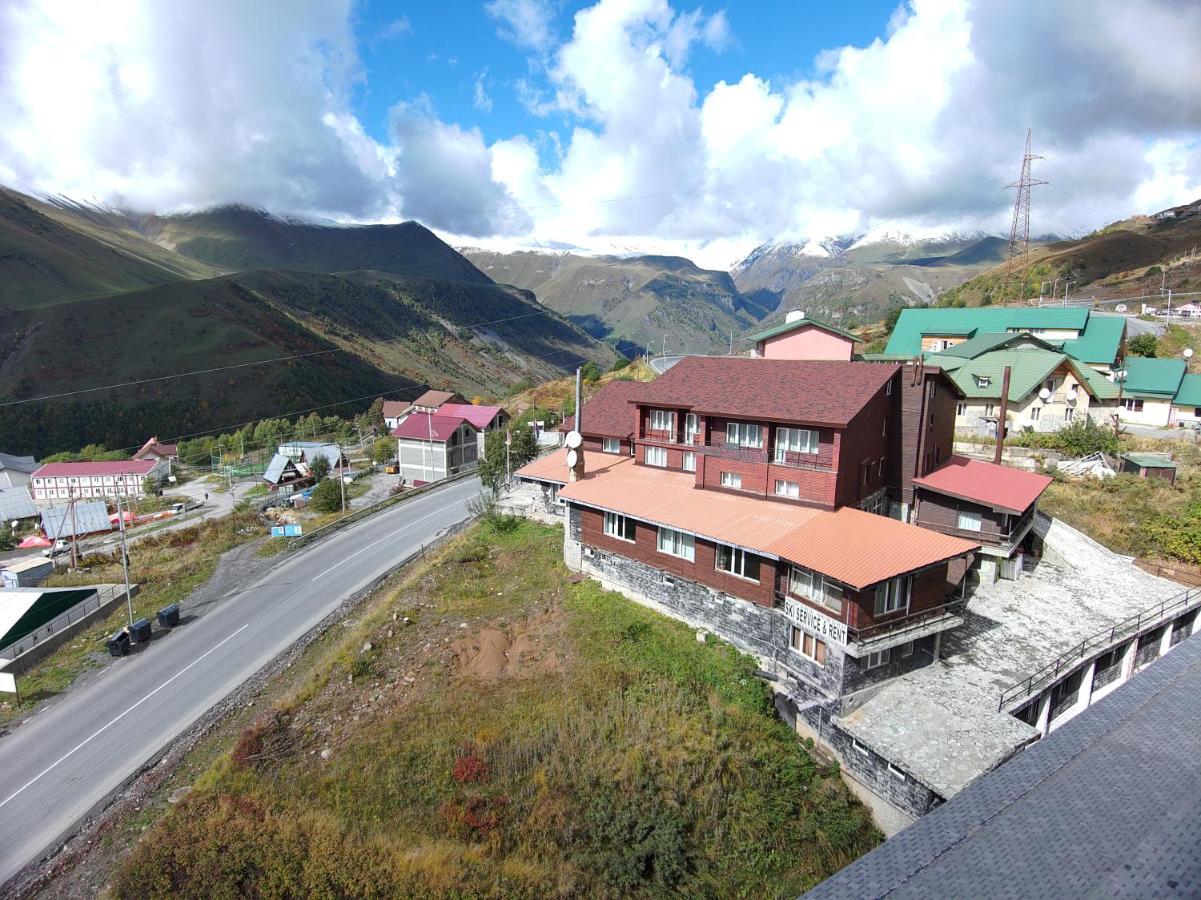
[0,188,611,457]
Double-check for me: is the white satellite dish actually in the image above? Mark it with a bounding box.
[1184,348,1195,360]
[1038,387,1051,401]
[565,430,583,449]
[566,449,579,468]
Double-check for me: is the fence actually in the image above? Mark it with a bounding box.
[997,585,1201,711]
[0,585,139,672]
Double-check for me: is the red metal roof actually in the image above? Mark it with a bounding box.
[913,456,1053,514]
[560,380,647,437]
[515,447,631,485]
[557,457,977,589]
[391,413,473,442]
[33,460,159,478]
[438,403,505,430]
[635,357,900,427]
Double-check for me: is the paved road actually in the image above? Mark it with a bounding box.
[0,476,481,887]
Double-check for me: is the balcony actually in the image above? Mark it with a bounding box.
[700,440,834,472]
[916,507,1036,554]
[777,592,965,657]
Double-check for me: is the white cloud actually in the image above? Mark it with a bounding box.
[1,0,1199,259]
[378,16,413,40]
[485,0,557,53]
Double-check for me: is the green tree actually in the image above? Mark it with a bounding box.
[581,361,602,382]
[309,453,331,482]
[881,301,909,335]
[142,475,161,496]
[372,436,395,464]
[609,356,631,372]
[477,427,539,493]
[310,478,343,513]
[0,529,15,552]
[1128,333,1158,357]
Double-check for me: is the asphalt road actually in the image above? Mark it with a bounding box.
[0,476,481,887]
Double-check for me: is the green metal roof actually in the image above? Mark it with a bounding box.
[1119,357,1186,398]
[885,308,1122,366]
[942,349,1117,402]
[1173,373,1201,407]
[1060,314,1126,364]
[0,588,97,651]
[1120,453,1176,469]
[934,332,1054,359]
[747,316,859,344]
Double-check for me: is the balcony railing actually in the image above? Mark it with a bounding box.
[775,592,964,645]
[700,440,835,472]
[917,508,1036,548]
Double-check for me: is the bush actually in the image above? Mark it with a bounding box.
[310,478,343,513]
[609,356,631,372]
[580,361,602,382]
[1128,333,1158,357]
[1013,418,1118,457]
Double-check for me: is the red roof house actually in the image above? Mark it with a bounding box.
[134,437,178,461]
[438,403,508,431]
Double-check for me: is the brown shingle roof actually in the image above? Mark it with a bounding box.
[561,380,648,438]
[635,357,900,427]
[381,400,410,418]
[413,389,461,408]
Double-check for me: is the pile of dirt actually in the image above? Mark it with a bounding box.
[450,609,563,680]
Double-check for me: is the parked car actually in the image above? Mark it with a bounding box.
[42,539,70,557]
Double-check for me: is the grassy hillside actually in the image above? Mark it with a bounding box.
[112,520,879,898]
[463,249,770,357]
[0,268,611,457]
[0,189,216,309]
[508,358,658,415]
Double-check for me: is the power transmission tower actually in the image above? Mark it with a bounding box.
[1001,129,1047,305]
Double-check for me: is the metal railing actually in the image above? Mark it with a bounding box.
[997,586,1201,711]
[917,509,1035,547]
[700,440,836,472]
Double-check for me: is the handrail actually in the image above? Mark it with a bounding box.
[997,585,1201,711]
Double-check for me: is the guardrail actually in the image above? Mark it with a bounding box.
[997,585,1201,711]
[285,469,478,551]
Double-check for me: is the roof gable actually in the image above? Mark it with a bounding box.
[561,380,648,437]
[392,413,474,441]
[438,403,505,429]
[885,308,1115,364]
[1121,357,1186,397]
[1174,373,1201,407]
[914,456,1053,513]
[746,316,859,344]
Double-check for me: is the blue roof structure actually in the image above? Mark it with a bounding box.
[40,501,111,538]
[805,633,1201,899]
[0,486,38,521]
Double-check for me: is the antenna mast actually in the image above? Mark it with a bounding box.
[1001,129,1047,306]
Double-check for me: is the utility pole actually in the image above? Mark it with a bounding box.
[729,329,734,356]
[994,365,1012,465]
[69,491,78,570]
[1001,129,1047,305]
[114,492,134,627]
[338,444,346,512]
[505,430,511,490]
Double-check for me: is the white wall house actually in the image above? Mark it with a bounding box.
[393,414,480,485]
[30,459,166,502]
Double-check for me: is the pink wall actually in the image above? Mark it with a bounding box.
[759,326,853,361]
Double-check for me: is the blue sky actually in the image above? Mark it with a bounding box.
[351,1,902,152]
[2,0,1199,268]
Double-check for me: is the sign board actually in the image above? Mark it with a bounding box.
[284,525,303,537]
[0,671,16,695]
[270,526,286,538]
[784,597,848,648]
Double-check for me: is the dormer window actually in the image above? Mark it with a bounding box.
[975,375,991,388]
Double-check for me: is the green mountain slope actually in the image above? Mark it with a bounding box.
[462,249,770,356]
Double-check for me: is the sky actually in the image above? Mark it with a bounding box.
[1,0,1200,269]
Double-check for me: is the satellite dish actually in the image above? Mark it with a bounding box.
[566,449,579,468]
[565,430,583,449]
[1038,387,1051,401]
[1184,348,1195,360]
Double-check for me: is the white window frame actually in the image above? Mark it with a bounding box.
[725,421,762,448]
[649,409,673,432]
[984,402,996,417]
[1122,397,1143,412]
[957,509,983,532]
[887,763,907,781]
[603,511,635,542]
[681,451,696,472]
[788,567,843,613]
[719,471,742,490]
[874,576,911,616]
[601,437,620,454]
[852,738,870,756]
[774,426,818,459]
[1030,406,1041,422]
[774,479,799,499]
[644,446,668,467]
[956,402,967,416]
[657,527,695,561]
[866,649,891,669]
[715,544,760,582]
[684,413,700,443]
[1064,407,1075,422]
[789,626,826,665]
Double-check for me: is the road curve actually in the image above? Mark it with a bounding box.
[0,477,481,887]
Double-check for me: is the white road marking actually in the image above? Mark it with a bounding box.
[311,504,463,581]
[0,623,251,810]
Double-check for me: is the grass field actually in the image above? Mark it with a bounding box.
[111,520,879,898]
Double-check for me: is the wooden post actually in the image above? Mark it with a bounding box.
[995,365,1012,465]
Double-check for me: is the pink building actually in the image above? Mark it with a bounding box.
[747,311,858,361]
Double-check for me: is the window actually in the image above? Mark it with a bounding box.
[645,446,668,467]
[663,574,675,587]
[684,413,700,443]
[888,763,908,781]
[602,437,620,454]
[874,575,911,615]
[956,402,967,416]
[649,409,673,432]
[927,380,937,398]
[788,567,843,613]
[682,451,696,472]
[984,403,996,417]
[866,649,891,669]
[725,421,762,448]
[657,527,695,561]
[851,738,870,755]
[885,380,893,396]
[957,508,982,531]
[774,479,799,499]
[1122,398,1144,412]
[719,471,742,489]
[1065,407,1075,422]
[975,375,991,388]
[774,426,818,459]
[1030,406,1041,422]
[1044,378,1058,394]
[901,641,915,658]
[603,511,635,542]
[789,626,827,664]
[716,544,760,581]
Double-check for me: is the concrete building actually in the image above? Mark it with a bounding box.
[30,459,166,502]
[747,311,858,361]
[1114,356,1186,427]
[393,413,479,485]
[1170,372,1201,426]
[437,403,509,457]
